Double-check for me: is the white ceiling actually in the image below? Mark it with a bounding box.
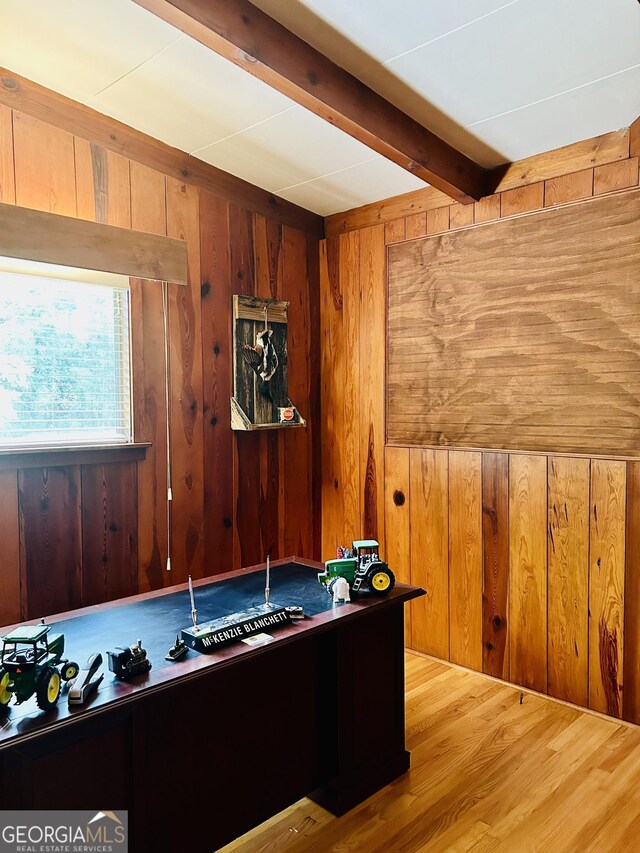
[0,0,639,216]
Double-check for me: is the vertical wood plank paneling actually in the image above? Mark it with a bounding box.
[623,461,640,724]
[259,427,282,559]
[12,112,76,215]
[589,459,626,717]
[0,471,21,625]
[545,169,594,206]
[474,194,501,224]
[130,161,167,237]
[72,145,138,606]
[166,178,204,582]
[384,218,405,244]
[254,215,283,301]
[254,214,284,559]
[594,159,639,194]
[547,456,590,707]
[509,455,547,692]
[405,213,427,239]
[199,191,234,572]
[234,433,262,567]
[283,225,313,558]
[0,109,322,626]
[500,183,544,217]
[482,452,509,679]
[74,140,131,227]
[384,446,411,644]
[130,161,168,593]
[426,207,450,234]
[18,467,82,619]
[0,105,15,203]
[359,225,385,546]
[229,205,255,298]
[341,230,361,544]
[229,204,261,569]
[307,230,322,560]
[449,451,483,670]
[449,203,474,229]
[320,237,343,559]
[81,463,137,606]
[409,448,449,659]
[74,137,100,222]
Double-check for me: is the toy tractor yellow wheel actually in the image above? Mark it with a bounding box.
[0,668,11,705]
[36,666,61,711]
[61,661,79,682]
[367,566,395,595]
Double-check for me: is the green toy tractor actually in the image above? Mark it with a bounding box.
[0,623,79,711]
[318,539,395,596]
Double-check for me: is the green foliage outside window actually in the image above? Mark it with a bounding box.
[0,273,131,446]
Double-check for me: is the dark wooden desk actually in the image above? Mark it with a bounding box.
[0,558,423,852]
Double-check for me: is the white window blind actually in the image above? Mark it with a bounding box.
[0,260,132,448]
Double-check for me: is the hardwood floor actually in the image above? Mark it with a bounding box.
[222,652,640,852]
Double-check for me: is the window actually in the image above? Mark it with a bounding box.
[0,259,132,448]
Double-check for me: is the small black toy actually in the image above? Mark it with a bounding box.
[107,639,152,680]
[165,635,188,662]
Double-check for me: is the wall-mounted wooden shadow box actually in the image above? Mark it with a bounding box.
[231,295,306,431]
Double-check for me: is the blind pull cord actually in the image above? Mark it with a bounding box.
[162,280,173,573]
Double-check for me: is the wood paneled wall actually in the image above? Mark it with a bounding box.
[321,124,640,724]
[381,449,640,723]
[0,104,320,625]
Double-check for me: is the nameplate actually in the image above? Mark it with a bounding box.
[181,604,291,652]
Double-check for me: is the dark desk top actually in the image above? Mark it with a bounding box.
[0,557,424,750]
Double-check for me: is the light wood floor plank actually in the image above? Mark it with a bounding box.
[221,653,640,852]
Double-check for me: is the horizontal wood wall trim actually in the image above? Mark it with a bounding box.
[134,0,486,204]
[386,442,640,464]
[488,128,630,193]
[0,68,324,238]
[0,201,188,282]
[325,185,453,238]
[0,443,149,472]
[326,127,632,236]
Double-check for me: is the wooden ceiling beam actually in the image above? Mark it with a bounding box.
[133,0,488,204]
